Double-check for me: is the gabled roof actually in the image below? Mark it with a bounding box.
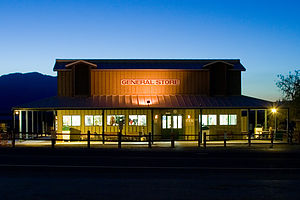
[13,95,273,110]
[54,59,246,71]
[65,60,97,68]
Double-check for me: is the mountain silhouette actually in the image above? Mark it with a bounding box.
[0,72,57,114]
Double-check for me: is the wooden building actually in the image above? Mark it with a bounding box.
[13,59,275,141]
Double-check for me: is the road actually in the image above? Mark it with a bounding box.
[0,147,300,199]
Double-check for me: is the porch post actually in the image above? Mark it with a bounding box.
[53,111,56,131]
[247,109,251,136]
[264,109,268,131]
[36,111,39,134]
[32,111,34,134]
[198,108,203,147]
[13,111,16,132]
[25,110,29,139]
[254,109,257,128]
[102,109,105,144]
[151,108,154,144]
[19,111,22,139]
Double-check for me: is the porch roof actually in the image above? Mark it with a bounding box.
[13,95,273,110]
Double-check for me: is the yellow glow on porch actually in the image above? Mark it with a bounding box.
[271,108,277,113]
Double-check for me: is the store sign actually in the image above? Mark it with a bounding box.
[121,79,180,85]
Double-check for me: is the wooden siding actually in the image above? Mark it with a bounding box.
[56,109,244,140]
[90,70,210,96]
[57,71,73,96]
[228,71,241,95]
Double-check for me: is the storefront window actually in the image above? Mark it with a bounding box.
[138,115,147,126]
[220,115,228,125]
[63,115,71,126]
[178,115,182,128]
[229,114,237,125]
[71,115,81,126]
[162,115,167,129]
[219,114,237,125]
[162,115,182,129]
[200,115,216,125]
[167,116,172,128]
[208,115,217,125]
[129,115,138,125]
[107,115,125,126]
[85,115,93,126]
[94,115,102,126]
[173,116,178,128]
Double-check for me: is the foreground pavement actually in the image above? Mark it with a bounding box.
[1,146,300,199]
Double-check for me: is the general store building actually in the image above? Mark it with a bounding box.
[13,59,274,141]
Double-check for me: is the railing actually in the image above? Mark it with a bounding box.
[0,130,292,149]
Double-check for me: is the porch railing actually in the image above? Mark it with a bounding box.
[0,130,293,149]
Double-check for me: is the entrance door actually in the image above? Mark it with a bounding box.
[161,115,183,139]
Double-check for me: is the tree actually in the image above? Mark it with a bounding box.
[276,70,300,105]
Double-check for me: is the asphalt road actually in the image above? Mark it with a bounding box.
[1,147,300,200]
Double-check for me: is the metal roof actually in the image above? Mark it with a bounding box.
[54,59,246,71]
[13,95,273,110]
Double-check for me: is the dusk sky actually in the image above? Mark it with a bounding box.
[0,0,299,101]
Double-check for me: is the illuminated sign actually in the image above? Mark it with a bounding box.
[121,79,180,85]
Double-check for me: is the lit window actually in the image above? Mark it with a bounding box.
[200,115,216,125]
[167,116,172,128]
[129,115,138,125]
[229,114,237,125]
[94,115,102,126]
[162,115,167,129]
[138,115,147,126]
[220,115,228,125]
[173,116,178,129]
[162,115,182,129]
[128,115,147,126]
[71,115,81,126]
[208,115,217,125]
[200,115,208,126]
[85,115,93,126]
[63,115,71,126]
[219,114,237,125]
[178,115,182,129]
[107,115,125,126]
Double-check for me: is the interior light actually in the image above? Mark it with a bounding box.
[155,115,158,119]
[187,115,191,119]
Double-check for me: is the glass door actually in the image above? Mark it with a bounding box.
[161,114,183,139]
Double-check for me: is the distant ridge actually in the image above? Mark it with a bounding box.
[0,72,57,113]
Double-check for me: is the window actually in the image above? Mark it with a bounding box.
[63,115,71,126]
[129,115,138,125]
[138,115,147,126]
[62,115,81,127]
[107,115,125,126]
[162,115,167,129]
[71,115,81,126]
[94,115,102,126]
[85,115,102,126]
[178,115,182,128]
[200,115,217,125]
[85,115,93,126]
[220,115,228,125]
[128,115,147,126]
[229,114,237,125]
[162,115,182,129]
[219,114,237,125]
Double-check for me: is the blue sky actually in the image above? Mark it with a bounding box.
[0,0,299,101]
